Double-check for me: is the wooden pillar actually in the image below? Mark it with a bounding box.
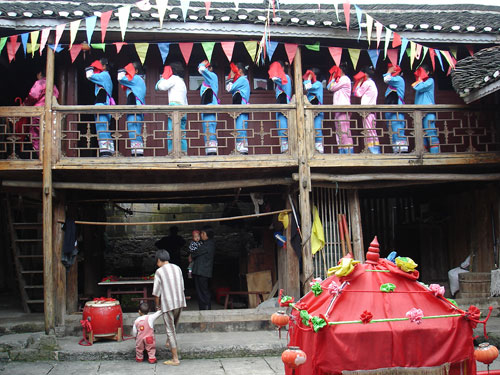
[293,47,313,292]
[43,44,55,334]
[53,196,66,325]
[347,189,365,261]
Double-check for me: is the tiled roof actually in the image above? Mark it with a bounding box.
[1,1,499,37]
[451,46,500,103]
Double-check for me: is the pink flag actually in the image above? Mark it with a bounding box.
[7,36,21,62]
[466,45,474,56]
[70,44,82,62]
[205,1,211,16]
[114,42,127,54]
[100,10,112,43]
[441,50,455,69]
[429,48,436,71]
[328,47,342,66]
[221,41,235,62]
[284,43,298,64]
[54,23,66,51]
[392,32,401,48]
[40,27,51,56]
[415,43,423,59]
[375,21,383,48]
[387,49,398,67]
[343,2,350,32]
[179,42,193,64]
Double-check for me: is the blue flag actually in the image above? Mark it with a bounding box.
[367,49,380,68]
[398,38,409,65]
[354,5,363,42]
[85,16,97,44]
[267,41,278,60]
[434,49,444,71]
[21,33,29,56]
[158,43,170,64]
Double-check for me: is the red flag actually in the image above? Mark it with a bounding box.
[343,2,351,32]
[429,48,436,72]
[114,42,127,54]
[466,45,474,56]
[392,33,401,48]
[387,49,398,67]
[179,42,193,65]
[328,47,342,67]
[7,35,20,62]
[70,44,82,62]
[100,10,112,43]
[284,43,298,64]
[221,41,235,62]
[205,1,211,16]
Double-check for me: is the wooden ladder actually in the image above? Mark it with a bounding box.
[4,195,44,313]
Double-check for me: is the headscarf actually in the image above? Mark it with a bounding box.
[303,69,317,83]
[414,67,429,82]
[388,63,401,76]
[200,60,211,69]
[227,62,241,83]
[353,71,367,87]
[124,63,136,81]
[90,60,105,73]
[161,65,173,80]
[268,61,288,85]
[329,66,342,83]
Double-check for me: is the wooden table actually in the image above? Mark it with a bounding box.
[219,291,270,309]
[97,279,154,299]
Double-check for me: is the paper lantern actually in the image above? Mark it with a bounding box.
[282,346,307,370]
[271,310,289,339]
[475,342,499,365]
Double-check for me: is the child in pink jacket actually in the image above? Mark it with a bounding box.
[133,302,162,363]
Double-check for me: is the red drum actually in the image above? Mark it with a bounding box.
[82,299,123,337]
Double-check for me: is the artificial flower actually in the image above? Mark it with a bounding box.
[311,316,327,332]
[328,281,341,296]
[327,258,360,277]
[429,284,445,297]
[464,305,481,328]
[300,310,311,327]
[406,308,424,324]
[311,282,323,297]
[380,283,396,292]
[395,256,418,273]
[360,310,373,324]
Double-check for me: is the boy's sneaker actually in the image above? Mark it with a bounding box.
[206,140,218,155]
[280,140,289,153]
[315,142,324,154]
[236,141,248,155]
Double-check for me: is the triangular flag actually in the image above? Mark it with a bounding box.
[27,43,40,55]
[284,43,297,64]
[311,206,325,255]
[29,31,39,57]
[40,28,50,55]
[429,48,436,71]
[366,14,373,46]
[48,44,64,53]
[114,42,127,54]
[91,43,106,51]
[221,41,235,62]
[135,43,149,65]
[0,37,7,55]
[329,47,342,66]
[421,46,429,63]
[85,16,97,44]
[333,0,340,22]
[20,33,29,56]
[392,32,401,48]
[343,2,351,32]
[244,41,258,60]
[70,19,81,49]
[180,0,190,21]
[441,50,455,69]
[118,5,131,41]
[305,42,320,51]
[266,41,278,60]
[205,1,211,17]
[409,41,416,69]
[449,46,457,59]
[375,21,383,48]
[201,42,215,62]
[466,45,474,57]
[234,0,240,10]
[386,49,398,67]
[179,42,193,64]
[100,10,112,43]
[54,23,66,51]
[398,38,409,65]
[354,5,363,41]
[156,0,168,28]
[415,43,423,60]
[158,43,170,63]
[7,36,21,62]
[384,27,392,59]
[435,49,444,71]
[348,48,361,70]
[367,49,380,68]
[70,44,82,63]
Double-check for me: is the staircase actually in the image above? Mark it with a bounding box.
[3,194,44,313]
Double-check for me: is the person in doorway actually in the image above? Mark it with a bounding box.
[198,60,219,155]
[155,62,188,154]
[85,58,115,157]
[226,62,250,155]
[118,61,146,156]
[153,250,186,366]
[187,229,202,279]
[353,66,381,154]
[155,226,186,266]
[133,302,162,363]
[303,68,324,154]
[327,63,354,154]
[24,68,60,154]
[412,64,440,153]
[191,225,215,310]
[383,63,407,153]
[268,61,292,153]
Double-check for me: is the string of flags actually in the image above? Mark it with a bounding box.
[0,0,467,73]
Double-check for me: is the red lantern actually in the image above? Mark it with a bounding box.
[282,346,307,372]
[271,310,289,339]
[475,342,499,366]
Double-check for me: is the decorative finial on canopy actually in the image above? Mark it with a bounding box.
[365,236,380,264]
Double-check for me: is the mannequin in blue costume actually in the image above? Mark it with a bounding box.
[412,65,440,153]
[86,58,114,157]
[226,62,250,155]
[303,69,324,154]
[268,61,292,153]
[198,60,219,155]
[118,62,146,156]
[383,64,407,153]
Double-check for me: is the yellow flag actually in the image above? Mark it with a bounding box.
[243,41,258,60]
[135,43,149,65]
[278,212,289,230]
[311,206,325,255]
[347,48,361,70]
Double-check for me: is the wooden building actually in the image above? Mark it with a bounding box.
[0,0,499,334]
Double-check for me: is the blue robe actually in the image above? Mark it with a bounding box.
[384,73,407,149]
[413,78,439,153]
[229,76,250,142]
[88,71,113,141]
[304,80,324,143]
[273,74,292,140]
[199,64,219,143]
[119,75,146,144]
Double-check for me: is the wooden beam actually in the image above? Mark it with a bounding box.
[279,193,300,300]
[293,173,500,183]
[52,197,66,325]
[347,190,364,261]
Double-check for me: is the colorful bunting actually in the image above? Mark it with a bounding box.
[266,41,278,60]
[7,36,20,62]
[54,23,66,52]
[244,41,258,60]
[234,0,240,11]
[305,42,320,51]
[180,0,190,21]
[30,31,40,57]
[375,21,383,49]
[466,45,474,57]
[118,5,131,41]
[91,43,106,51]
[284,43,297,64]
[85,15,97,44]
[328,47,342,67]
[40,28,50,56]
[221,41,235,62]
[70,44,82,62]
[70,19,81,49]
[100,10,112,43]
[354,5,363,41]
[348,48,361,70]
[0,37,7,55]
[409,42,416,69]
[135,43,149,65]
[449,46,457,59]
[179,42,193,64]
[366,14,373,46]
[114,42,127,54]
[204,1,211,17]
[333,0,340,22]
[48,44,64,53]
[201,42,215,62]
[20,33,29,56]
[158,43,170,63]
[429,48,436,71]
[384,27,391,58]
[343,2,351,32]
[386,49,398,67]
[415,43,422,60]
[392,33,401,48]
[156,0,168,28]
[27,43,39,55]
[441,50,455,69]
[367,49,380,68]
[434,49,444,71]
[399,38,409,65]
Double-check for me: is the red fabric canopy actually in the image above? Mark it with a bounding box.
[286,258,476,375]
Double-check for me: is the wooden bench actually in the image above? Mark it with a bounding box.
[219,291,270,309]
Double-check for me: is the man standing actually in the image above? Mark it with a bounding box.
[191,225,215,310]
[153,250,186,366]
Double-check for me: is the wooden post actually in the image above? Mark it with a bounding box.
[171,110,181,157]
[53,196,66,325]
[293,47,313,291]
[413,110,424,155]
[347,190,365,261]
[43,44,55,334]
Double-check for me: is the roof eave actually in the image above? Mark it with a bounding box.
[461,79,500,104]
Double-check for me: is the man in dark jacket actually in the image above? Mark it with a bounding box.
[192,225,215,310]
